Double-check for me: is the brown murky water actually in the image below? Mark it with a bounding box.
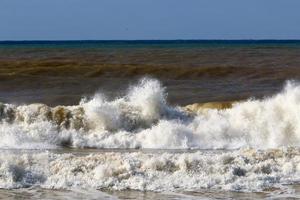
[1,41,300,106]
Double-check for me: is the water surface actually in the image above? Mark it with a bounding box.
[1,40,300,199]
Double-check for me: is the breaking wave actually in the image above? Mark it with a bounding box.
[1,78,300,150]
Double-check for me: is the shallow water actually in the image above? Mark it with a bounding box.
[0,188,269,200]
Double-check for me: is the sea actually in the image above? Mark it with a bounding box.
[1,40,300,199]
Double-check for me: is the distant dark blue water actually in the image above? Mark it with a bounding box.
[1,40,300,49]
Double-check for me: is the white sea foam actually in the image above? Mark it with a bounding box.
[0,148,300,192]
[1,78,300,149]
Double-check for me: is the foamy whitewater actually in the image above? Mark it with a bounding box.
[1,78,300,192]
[1,148,300,192]
[1,78,300,150]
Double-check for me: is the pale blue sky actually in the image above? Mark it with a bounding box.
[0,0,299,40]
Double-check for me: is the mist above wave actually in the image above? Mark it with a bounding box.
[0,78,300,149]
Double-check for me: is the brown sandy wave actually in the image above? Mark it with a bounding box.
[0,102,87,130]
[0,100,240,131]
[184,101,240,114]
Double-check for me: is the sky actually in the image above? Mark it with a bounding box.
[0,0,300,40]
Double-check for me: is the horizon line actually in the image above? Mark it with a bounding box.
[1,39,300,42]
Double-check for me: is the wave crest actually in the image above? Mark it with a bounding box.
[1,79,300,149]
